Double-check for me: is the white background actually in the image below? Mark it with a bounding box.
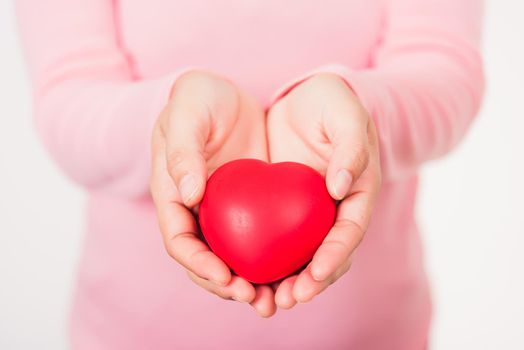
[1,0,523,349]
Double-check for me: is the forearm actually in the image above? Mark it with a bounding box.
[270,0,485,181]
[32,73,184,196]
[16,0,194,196]
[328,53,484,180]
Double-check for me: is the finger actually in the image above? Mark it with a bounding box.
[157,193,231,286]
[151,131,231,286]
[324,104,370,200]
[274,275,298,309]
[187,271,256,303]
[293,259,352,303]
[250,285,277,318]
[293,266,324,303]
[163,100,209,207]
[310,169,379,282]
[150,124,180,202]
[164,217,231,286]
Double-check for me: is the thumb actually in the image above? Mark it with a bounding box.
[163,101,209,207]
[325,113,370,200]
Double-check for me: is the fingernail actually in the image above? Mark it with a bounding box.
[333,169,352,199]
[311,266,326,282]
[179,174,198,204]
[232,296,247,303]
[294,289,308,303]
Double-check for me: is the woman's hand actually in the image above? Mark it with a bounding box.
[267,73,382,308]
[150,71,276,317]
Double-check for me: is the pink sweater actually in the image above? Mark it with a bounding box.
[16,1,484,349]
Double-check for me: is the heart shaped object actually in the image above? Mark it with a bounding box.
[199,159,336,284]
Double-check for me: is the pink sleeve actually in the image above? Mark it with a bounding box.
[271,0,485,182]
[15,1,194,197]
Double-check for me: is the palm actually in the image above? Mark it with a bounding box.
[267,100,331,174]
[266,73,381,308]
[151,72,276,317]
[203,90,268,174]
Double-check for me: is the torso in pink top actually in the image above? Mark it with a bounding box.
[16,0,484,349]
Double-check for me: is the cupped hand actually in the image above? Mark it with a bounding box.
[267,73,382,308]
[150,70,276,317]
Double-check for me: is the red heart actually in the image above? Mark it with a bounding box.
[199,159,336,284]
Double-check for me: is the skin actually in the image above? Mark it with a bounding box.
[267,73,382,308]
[150,70,381,317]
[150,70,276,317]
